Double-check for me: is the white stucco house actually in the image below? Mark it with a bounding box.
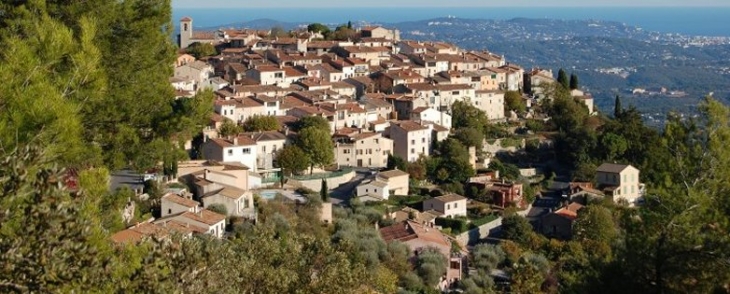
[201,135,258,172]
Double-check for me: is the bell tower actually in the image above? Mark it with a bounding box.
[179,16,193,49]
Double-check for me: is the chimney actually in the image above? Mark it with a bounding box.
[204,169,210,180]
[233,137,239,145]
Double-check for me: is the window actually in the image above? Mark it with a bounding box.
[244,198,250,208]
[366,189,369,192]
[228,149,233,155]
[242,148,251,154]
[447,204,450,210]
[374,189,378,193]
[274,72,283,78]
[168,208,172,214]
[411,139,415,144]
[421,138,426,143]
[411,148,415,154]
[452,91,459,95]
[454,203,458,208]
[262,146,266,152]
[343,149,350,154]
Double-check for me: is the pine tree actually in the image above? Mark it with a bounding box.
[614,95,623,118]
[569,73,579,90]
[557,68,569,90]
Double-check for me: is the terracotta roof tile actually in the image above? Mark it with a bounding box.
[162,193,199,208]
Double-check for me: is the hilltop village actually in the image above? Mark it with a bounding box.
[99,17,655,292]
[5,1,730,292]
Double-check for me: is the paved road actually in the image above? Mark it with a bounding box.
[328,170,370,206]
[110,169,146,193]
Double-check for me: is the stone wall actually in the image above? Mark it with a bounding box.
[288,170,356,192]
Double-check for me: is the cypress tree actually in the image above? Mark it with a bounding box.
[614,95,623,118]
[557,68,569,90]
[321,178,329,201]
[569,73,579,90]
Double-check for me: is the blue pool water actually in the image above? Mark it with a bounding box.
[258,190,278,200]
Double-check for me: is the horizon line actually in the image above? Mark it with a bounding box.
[173,5,730,9]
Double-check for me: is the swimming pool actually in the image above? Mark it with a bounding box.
[258,190,278,200]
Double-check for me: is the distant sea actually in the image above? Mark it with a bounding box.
[172,7,730,37]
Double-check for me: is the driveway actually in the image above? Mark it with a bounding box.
[328,170,370,206]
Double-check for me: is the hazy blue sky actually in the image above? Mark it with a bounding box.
[173,0,729,8]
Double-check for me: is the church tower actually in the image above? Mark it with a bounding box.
[179,16,193,49]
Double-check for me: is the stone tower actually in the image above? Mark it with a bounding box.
[179,16,193,49]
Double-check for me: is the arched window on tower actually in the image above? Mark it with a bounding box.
[183,23,188,31]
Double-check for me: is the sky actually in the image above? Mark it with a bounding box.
[172,0,730,8]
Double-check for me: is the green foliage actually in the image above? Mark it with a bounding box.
[569,73,579,90]
[185,41,217,58]
[297,127,335,172]
[275,145,309,176]
[269,26,289,38]
[0,146,114,292]
[504,90,526,114]
[242,115,279,132]
[557,68,569,89]
[488,159,521,180]
[435,217,469,234]
[387,153,408,171]
[218,119,243,138]
[452,100,490,135]
[0,0,193,171]
[415,247,448,287]
[471,244,506,272]
[295,115,331,132]
[613,95,623,118]
[320,179,329,201]
[433,138,475,184]
[307,23,330,34]
[207,203,228,216]
[0,13,102,166]
[453,127,484,149]
[501,214,533,246]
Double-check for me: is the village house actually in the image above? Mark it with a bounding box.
[423,194,468,218]
[156,193,227,238]
[246,65,287,86]
[474,90,506,120]
[174,60,214,90]
[387,121,432,162]
[334,131,393,168]
[539,202,584,240]
[596,163,643,205]
[355,169,409,201]
[178,161,251,191]
[564,182,605,205]
[360,26,401,41]
[201,135,258,172]
[380,220,467,288]
[201,185,256,219]
[524,68,555,98]
[374,69,426,93]
[389,207,441,227]
[110,221,195,244]
[410,107,452,130]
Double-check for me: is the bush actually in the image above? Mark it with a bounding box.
[436,217,469,234]
[207,203,228,216]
